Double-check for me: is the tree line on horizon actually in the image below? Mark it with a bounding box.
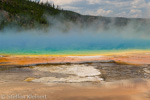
[0,0,66,29]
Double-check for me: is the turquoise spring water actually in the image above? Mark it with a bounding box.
[0,28,150,55]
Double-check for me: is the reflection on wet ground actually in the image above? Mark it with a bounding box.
[92,62,150,81]
[0,61,150,100]
[0,61,150,84]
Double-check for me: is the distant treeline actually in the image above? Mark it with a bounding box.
[0,0,81,29]
[0,0,149,30]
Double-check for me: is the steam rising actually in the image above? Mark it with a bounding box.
[1,15,150,54]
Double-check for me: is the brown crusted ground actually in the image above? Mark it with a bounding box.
[0,80,150,100]
[1,53,150,100]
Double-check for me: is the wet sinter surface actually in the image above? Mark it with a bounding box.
[1,61,150,100]
[0,61,150,84]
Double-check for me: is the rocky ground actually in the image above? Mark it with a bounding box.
[0,53,150,100]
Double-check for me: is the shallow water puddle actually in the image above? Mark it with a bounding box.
[32,65,103,83]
